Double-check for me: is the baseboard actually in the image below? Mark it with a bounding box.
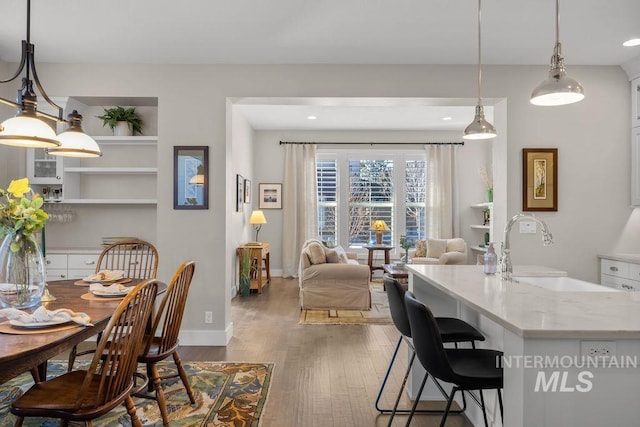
[179,322,234,346]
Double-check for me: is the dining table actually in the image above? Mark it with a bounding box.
[0,279,165,385]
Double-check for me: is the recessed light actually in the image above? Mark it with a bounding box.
[307,115,317,120]
[442,117,453,121]
[623,38,640,47]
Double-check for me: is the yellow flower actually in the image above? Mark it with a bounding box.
[7,178,31,198]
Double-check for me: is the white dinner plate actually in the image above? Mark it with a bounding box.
[9,316,71,329]
[91,289,130,297]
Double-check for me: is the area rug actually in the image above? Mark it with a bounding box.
[0,361,273,427]
[299,283,393,325]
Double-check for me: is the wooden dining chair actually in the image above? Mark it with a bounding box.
[135,261,196,426]
[11,279,159,427]
[68,238,159,371]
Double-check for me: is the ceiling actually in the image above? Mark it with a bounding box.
[0,0,638,66]
[0,1,637,132]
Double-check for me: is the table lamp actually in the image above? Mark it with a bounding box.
[189,164,205,186]
[370,219,390,245]
[249,210,267,244]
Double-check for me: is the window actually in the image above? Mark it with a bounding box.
[316,151,427,251]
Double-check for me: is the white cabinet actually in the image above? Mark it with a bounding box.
[600,256,640,291]
[45,250,101,281]
[27,149,64,185]
[469,202,493,253]
[631,78,640,205]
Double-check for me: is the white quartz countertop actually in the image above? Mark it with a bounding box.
[46,248,102,254]
[407,264,640,339]
[598,253,640,264]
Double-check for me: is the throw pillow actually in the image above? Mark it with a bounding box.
[325,245,348,263]
[427,238,448,258]
[414,239,427,257]
[307,242,327,265]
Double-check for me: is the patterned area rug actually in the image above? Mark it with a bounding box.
[0,361,273,427]
[299,283,393,325]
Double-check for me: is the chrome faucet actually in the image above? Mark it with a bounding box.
[500,213,553,281]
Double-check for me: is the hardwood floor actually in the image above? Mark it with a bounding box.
[179,277,474,427]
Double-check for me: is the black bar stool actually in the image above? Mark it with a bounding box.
[404,291,504,427]
[375,275,485,425]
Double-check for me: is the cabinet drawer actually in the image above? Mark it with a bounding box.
[67,269,94,280]
[601,259,629,278]
[628,263,640,281]
[601,274,640,291]
[44,254,67,270]
[46,269,68,281]
[68,253,100,270]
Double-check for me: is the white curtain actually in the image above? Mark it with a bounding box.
[282,144,318,278]
[425,144,460,238]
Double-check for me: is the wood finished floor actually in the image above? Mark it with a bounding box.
[179,277,473,427]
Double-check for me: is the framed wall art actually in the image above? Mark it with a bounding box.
[244,179,251,203]
[173,146,208,210]
[236,174,244,212]
[523,148,557,211]
[259,183,282,209]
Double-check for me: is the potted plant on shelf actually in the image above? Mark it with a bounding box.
[97,106,143,136]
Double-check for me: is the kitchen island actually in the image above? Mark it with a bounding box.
[407,264,640,427]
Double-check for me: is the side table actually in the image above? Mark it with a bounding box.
[236,243,271,294]
[364,245,394,280]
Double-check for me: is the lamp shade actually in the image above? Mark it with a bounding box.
[370,220,390,232]
[188,164,205,185]
[0,115,60,148]
[48,110,102,157]
[249,210,267,225]
[463,105,497,140]
[530,70,584,106]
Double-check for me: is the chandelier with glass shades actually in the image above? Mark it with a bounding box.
[0,0,101,157]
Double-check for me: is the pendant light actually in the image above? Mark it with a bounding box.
[530,0,584,106]
[463,0,497,140]
[0,0,101,157]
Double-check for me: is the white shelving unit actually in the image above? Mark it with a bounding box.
[470,202,493,253]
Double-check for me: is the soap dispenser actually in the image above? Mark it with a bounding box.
[484,242,497,275]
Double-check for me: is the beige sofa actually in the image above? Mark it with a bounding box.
[408,237,468,265]
[298,239,371,310]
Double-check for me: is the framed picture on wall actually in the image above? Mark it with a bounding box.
[244,179,251,203]
[236,174,244,212]
[173,146,208,210]
[259,183,282,209]
[523,148,557,211]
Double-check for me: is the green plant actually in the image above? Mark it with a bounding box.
[97,106,143,135]
[399,235,413,251]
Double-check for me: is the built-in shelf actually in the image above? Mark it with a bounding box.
[53,199,157,205]
[471,202,493,209]
[470,246,488,253]
[470,225,490,230]
[93,136,158,145]
[64,167,157,174]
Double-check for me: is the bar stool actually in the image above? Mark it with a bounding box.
[376,275,485,425]
[404,291,503,427]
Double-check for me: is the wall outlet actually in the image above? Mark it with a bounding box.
[204,311,213,324]
[519,221,537,234]
[581,341,616,358]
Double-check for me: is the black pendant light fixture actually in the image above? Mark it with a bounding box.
[0,0,102,157]
[530,0,584,106]
[463,0,496,141]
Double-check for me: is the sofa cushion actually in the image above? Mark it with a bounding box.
[307,242,327,264]
[427,238,447,258]
[325,245,348,263]
[414,239,427,257]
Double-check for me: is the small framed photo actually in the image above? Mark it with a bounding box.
[236,174,244,212]
[244,179,251,203]
[523,148,557,211]
[173,146,208,210]
[259,183,282,209]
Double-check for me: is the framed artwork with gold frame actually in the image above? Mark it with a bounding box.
[522,148,557,211]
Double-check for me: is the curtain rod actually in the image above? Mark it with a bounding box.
[279,141,464,146]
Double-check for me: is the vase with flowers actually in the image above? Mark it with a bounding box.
[399,234,414,265]
[0,178,48,308]
[478,166,493,202]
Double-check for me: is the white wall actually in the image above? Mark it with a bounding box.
[0,62,632,344]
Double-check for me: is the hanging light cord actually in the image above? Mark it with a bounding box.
[476,0,483,105]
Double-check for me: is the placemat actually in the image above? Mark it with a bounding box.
[74,280,91,286]
[0,320,80,335]
[80,292,125,302]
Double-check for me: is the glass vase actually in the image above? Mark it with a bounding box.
[0,231,46,309]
